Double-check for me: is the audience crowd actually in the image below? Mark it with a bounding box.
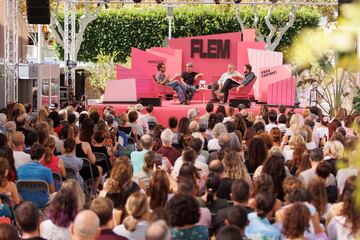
[0,101,358,240]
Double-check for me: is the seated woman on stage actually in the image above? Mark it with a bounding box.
[212,64,256,104]
[155,62,188,105]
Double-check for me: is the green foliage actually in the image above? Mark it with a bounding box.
[87,51,117,95]
[55,5,321,63]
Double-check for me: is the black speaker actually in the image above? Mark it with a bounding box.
[26,0,50,24]
[139,98,162,107]
[229,99,251,108]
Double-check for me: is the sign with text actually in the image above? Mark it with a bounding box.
[190,39,230,59]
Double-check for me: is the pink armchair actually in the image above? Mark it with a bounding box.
[228,77,257,100]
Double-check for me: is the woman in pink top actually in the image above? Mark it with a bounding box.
[41,137,66,177]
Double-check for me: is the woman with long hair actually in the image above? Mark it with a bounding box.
[79,118,94,144]
[148,170,171,210]
[245,136,268,174]
[327,175,360,239]
[176,117,190,146]
[223,150,251,185]
[177,162,201,195]
[285,143,307,175]
[113,192,150,240]
[216,105,227,117]
[134,151,156,190]
[0,157,19,205]
[270,127,282,147]
[281,134,305,161]
[37,108,49,125]
[40,181,84,240]
[234,114,247,136]
[41,137,66,177]
[196,172,228,214]
[307,177,330,219]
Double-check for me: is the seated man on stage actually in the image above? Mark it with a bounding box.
[155,62,188,105]
[213,64,256,104]
[180,62,203,103]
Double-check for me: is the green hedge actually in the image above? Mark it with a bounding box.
[55,5,321,63]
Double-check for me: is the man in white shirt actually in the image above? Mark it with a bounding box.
[12,131,31,169]
[134,104,149,135]
[298,148,335,187]
[265,110,278,132]
[211,64,243,102]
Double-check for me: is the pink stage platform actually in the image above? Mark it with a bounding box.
[92,100,303,128]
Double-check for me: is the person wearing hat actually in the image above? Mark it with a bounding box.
[180,62,204,104]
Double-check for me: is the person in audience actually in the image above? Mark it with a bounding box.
[200,102,214,123]
[196,172,228,214]
[70,210,100,240]
[17,143,55,208]
[40,181,84,240]
[245,191,280,239]
[323,140,344,175]
[59,138,84,186]
[265,110,277,132]
[307,177,331,219]
[0,224,20,240]
[223,150,251,184]
[157,129,181,166]
[281,134,306,161]
[285,143,307,175]
[166,194,209,240]
[128,110,144,138]
[91,130,112,174]
[144,105,157,125]
[118,113,137,142]
[0,157,19,205]
[148,170,172,210]
[245,136,268,174]
[208,123,227,152]
[0,134,16,182]
[155,62,188,105]
[209,160,233,200]
[131,134,153,173]
[223,207,249,238]
[15,201,44,240]
[214,179,253,233]
[270,127,282,147]
[134,104,150,135]
[298,148,335,187]
[41,136,66,177]
[90,198,128,240]
[216,225,243,240]
[145,220,171,240]
[327,175,360,240]
[134,151,156,190]
[113,192,150,240]
[12,131,31,169]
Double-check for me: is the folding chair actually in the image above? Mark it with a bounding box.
[93,152,110,174]
[52,172,63,191]
[81,158,96,202]
[118,131,128,147]
[16,180,50,209]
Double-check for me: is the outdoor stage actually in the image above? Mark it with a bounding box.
[92,100,303,127]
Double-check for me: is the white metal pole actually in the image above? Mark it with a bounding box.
[168,17,172,39]
[37,24,42,63]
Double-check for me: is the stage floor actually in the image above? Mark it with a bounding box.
[91,99,304,127]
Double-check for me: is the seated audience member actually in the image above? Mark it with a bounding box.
[166,194,209,240]
[208,123,227,152]
[59,138,84,186]
[196,172,228,214]
[245,136,268,174]
[40,181,84,240]
[265,110,278,132]
[144,105,157,125]
[91,130,112,174]
[157,129,181,166]
[113,192,150,240]
[245,191,281,239]
[41,136,66,177]
[214,179,252,233]
[154,62,188,105]
[298,148,335,187]
[200,102,214,124]
[282,202,327,240]
[70,210,100,240]
[145,220,171,240]
[148,170,173,210]
[223,207,249,239]
[90,198,128,240]
[0,157,19,205]
[327,176,360,240]
[14,201,45,240]
[307,177,331,220]
[216,225,243,240]
[131,134,153,174]
[0,224,20,240]
[323,140,344,175]
[209,159,233,200]
[17,144,55,208]
[134,151,156,190]
[315,160,338,203]
[12,131,31,169]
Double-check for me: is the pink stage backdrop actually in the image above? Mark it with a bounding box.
[169,32,242,85]
[258,65,292,102]
[130,48,165,77]
[267,77,295,106]
[236,41,265,76]
[104,79,137,102]
[146,47,182,78]
[247,49,283,100]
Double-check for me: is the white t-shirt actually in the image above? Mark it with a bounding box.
[265,123,277,133]
[298,168,336,187]
[327,215,360,240]
[40,219,71,240]
[218,71,242,85]
[336,167,358,195]
[113,220,149,240]
[13,151,31,169]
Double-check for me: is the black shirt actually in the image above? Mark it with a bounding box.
[181,71,198,85]
[216,178,234,200]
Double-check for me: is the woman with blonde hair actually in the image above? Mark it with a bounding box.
[281,134,305,161]
[223,150,251,185]
[37,108,49,124]
[113,192,150,240]
[323,140,344,175]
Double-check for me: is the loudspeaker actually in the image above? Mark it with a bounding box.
[139,98,162,107]
[26,0,50,24]
[229,99,251,108]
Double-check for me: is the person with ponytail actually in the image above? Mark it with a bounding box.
[0,157,19,205]
[148,170,172,210]
[41,137,66,177]
[113,192,150,240]
[196,172,228,214]
[245,191,281,239]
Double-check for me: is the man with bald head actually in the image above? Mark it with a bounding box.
[131,134,153,173]
[145,220,171,240]
[70,210,100,240]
